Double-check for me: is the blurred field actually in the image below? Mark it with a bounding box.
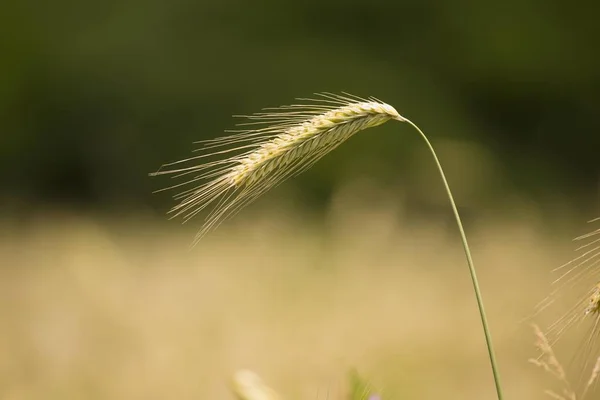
[0,184,592,400]
[2,0,598,398]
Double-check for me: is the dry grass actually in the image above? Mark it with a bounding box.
[533,218,600,396]
[0,186,592,399]
[530,324,600,399]
[530,324,576,400]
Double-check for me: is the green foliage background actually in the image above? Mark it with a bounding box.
[1,0,598,213]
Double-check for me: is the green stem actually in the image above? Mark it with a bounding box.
[401,118,503,400]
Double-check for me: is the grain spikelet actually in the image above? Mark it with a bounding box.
[151,93,403,244]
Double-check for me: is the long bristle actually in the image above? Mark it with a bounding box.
[533,218,600,398]
[151,93,403,245]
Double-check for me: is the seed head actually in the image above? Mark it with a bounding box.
[151,93,403,244]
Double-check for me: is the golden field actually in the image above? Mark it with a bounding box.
[0,184,593,399]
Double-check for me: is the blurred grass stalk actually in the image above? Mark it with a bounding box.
[230,369,381,400]
[231,370,280,400]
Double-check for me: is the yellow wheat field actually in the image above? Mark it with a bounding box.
[0,186,593,399]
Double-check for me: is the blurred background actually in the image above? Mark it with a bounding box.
[1,0,599,399]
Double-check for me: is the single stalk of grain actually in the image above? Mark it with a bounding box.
[152,93,401,242]
[151,92,503,400]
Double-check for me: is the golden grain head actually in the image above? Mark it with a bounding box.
[151,92,404,244]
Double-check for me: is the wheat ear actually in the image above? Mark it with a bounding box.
[151,93,402,243]
[151,92,503,400]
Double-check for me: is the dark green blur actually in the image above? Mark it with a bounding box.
[1,0,598,215]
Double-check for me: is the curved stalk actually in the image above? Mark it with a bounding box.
[400,117,503,400]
